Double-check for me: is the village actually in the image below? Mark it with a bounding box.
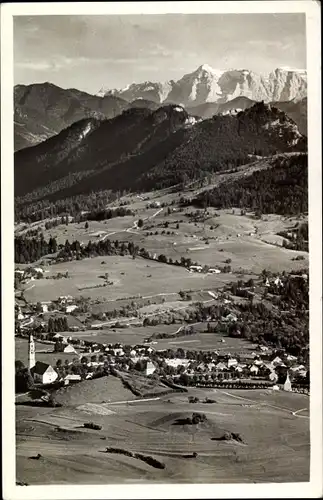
[15,265,309,396]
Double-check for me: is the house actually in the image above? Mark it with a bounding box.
[272,356,283,366]
[62,344,77,354]
[31,362,58,384]
[189,265,203,273]
[66,304,78,314]
[209,268,221,274]
[222,313,238,323]
[274,277,283,287]
[17,307,25,321]
[113,348,124,357]
[145,361,157,376]
[70,325,80,332]
[265,278,270,287]
[58,295,73,304]
[250,365,259,375]
[215,362,227,371]
[228,358,238,368]
[150,201,161,208]
[31,267,44,276]
[64,374,81,385]
[41,303,48,313]
[165,358,189,368]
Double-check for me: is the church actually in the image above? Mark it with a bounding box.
[28,334,58,385]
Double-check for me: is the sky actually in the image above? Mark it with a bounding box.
[14,14,306,94]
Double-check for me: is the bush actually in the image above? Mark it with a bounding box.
[84,422,102,430]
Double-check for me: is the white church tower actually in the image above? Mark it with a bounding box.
[283,371,292,392]
[28,333,36,370]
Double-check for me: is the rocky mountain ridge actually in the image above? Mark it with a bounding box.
[102,65,307,107]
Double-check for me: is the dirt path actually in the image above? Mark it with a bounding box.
[221,391,309,419]
[99,208,163,242]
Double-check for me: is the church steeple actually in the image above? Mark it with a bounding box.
[28,333,36,369]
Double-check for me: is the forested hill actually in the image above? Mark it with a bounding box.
[192,152,307,216]
[14,82,129,151]
[15,102,307,204]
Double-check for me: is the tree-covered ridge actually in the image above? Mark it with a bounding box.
[15,102,307,202]
[193,153,307,216]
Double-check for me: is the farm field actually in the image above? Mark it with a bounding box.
[16,383,309,485]
[152,330,259,354]
[22,255,235,303]
[103,208,309,274]
[66,324,179,345]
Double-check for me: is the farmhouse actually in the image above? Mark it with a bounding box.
[31,361,58,385]
[250,365,259,375]
[31,267,44,276]
[189,265,203,273]
[228,358,238,368]
[145,361,157,376]
[64,374,81,385]
[222,313,238,323]
[274,277,283,287]
[209,268,221,274]
[40,303,49,313]
[62,344,78,354]
[65,304,78,314]
[165,358,189,368]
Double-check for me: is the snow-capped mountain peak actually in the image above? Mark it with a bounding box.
[97,65,307,106]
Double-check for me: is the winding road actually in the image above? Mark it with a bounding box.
[99,208,163,242]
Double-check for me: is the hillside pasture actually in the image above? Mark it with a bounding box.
[16,386,309,484]
[22,255,234,303]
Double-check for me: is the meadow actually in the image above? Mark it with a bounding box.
[22,255,235,303]
[16,382,309,484]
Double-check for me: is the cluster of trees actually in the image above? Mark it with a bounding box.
[15,189,127,223]
[85,206,134,222]
[278,222,308,251]
[54,356,110,381]
[47,317,69,333]
[228,274,309,357]
[15,360,35,393]
[57,237,140,261]
[148,326,195,341]
[15,235,58,263]
[193,153,308,216]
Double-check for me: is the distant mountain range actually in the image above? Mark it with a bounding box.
[15,102,307,203]
[14,83,130,151]
[14,65,307,151]
[101,65,307,106]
